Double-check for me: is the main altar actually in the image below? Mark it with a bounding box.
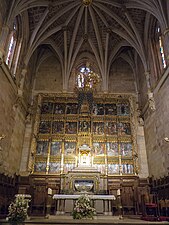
[25,65,149,217]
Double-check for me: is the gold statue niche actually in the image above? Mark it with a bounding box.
[78,144,92,167]
[77,100,92,167]
[79,98,91,116]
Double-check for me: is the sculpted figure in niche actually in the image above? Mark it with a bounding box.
[79,121,90,132]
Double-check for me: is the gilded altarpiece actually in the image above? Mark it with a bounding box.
[28,93,138,193]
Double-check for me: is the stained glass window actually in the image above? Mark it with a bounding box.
[157,26,166,69]
[76,65,100,90]
[6,21,17,68]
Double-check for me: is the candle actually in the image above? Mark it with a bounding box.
[48,188,52,195]
[117,189,121,196]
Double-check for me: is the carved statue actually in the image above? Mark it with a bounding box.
[0,134,5,141]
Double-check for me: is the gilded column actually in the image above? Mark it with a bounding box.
[60,140,64,174]
[46,138,52,174]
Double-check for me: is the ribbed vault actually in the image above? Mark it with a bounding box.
[5,0,168,90]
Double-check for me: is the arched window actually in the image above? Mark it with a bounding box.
[76,65,100,90]
[157,26,166,69]
[150,21,167,83]
[154,23,167,73]
[6,21,17,68]
[5,18,21,76]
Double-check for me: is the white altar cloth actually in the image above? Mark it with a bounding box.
[53,194,116,215]
[53,194,116,200]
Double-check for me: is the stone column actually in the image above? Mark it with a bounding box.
[145,71,156,111]
[163,28,169,61]
[61,199,65,214]
[103,199,109,215]
[136,111,149,178]
[108,200,112,215]
[56,199,60,214]
[18,68,27,97]
[0,25,10,62]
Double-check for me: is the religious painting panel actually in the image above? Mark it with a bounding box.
[49,162,60,173]
[108,164,119,174]
[118,122,131,135]
[41,102,53,114]
[64,163,75,173]
[93,104,104,115]
[105,122,117,135]
[39,121,51,134]
[52,121,64,134]
[78,121,90,132]
[117,103,130,116]
[105,104,117,115]
[66,103,78,114]
[122,164,134,174]
[54,103,65,114]
[64,142,76,155]
[36,141,48,155]
[50,141,62,155]
[93,122,104,135]
[93,142,105,155]
[120,143,132,156]
[34,162,46,172]
[106,142,118,156]
[65,122,77,134]
[94,164,106,174]
[32,94,134,176]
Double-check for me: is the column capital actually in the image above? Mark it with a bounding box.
[147,91,156,111]
[144,71,150,78]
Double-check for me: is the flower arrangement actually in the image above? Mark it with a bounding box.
[7,195,30,225]
[72,194,96,219]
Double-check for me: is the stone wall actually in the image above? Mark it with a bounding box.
[0,0,9,30]
[0,66,26,176]
[23,66,33,106]
[144,74,169,178]
[34,56,62,92]
[109,59,136,93]
[137,60,148,109]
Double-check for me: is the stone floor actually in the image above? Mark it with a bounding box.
[1,215,169,225]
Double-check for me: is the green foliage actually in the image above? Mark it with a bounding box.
[72,194,96,219]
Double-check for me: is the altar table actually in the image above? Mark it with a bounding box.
[53,194,116,215]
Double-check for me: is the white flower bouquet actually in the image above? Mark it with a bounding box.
[7,195,30,225]
[72,194,96,219]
